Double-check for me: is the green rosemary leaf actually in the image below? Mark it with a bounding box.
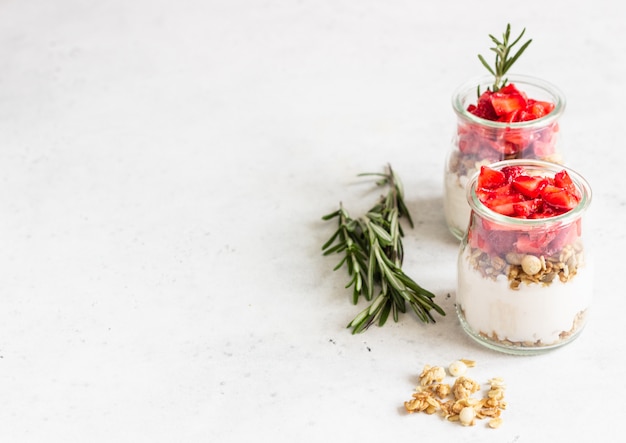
[368,221,393,246]
[366,211,384,223]
[321,209,341,221]
[391,302,399,322]
[322,242,346,256]
[348,305,370,329]
[332,255,347,271]
[378,300,392,326]
[369,293,386,315]
[367,245,376,300]
[478,54,495,76]
[504,39,532,72]
[374,248,406,293]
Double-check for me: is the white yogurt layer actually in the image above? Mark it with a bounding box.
[444,171,471,238]
[456,248,593,345]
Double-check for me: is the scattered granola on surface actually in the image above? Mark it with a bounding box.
[404,360,506,428]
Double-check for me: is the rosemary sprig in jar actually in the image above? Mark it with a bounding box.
[321,164,445,334]
[478,23,532,92]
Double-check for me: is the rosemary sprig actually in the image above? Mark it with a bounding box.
[321,164,445,334]
[478,23,532,92]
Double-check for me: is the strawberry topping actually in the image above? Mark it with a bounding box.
[468,83,554,123]
[476,165,580,218]
[470,165,583,256]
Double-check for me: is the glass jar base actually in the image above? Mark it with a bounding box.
[456,305,586,356]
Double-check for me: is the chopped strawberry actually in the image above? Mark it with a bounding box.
[470,90,498,120]
[543,189,579,211]
[554,170,577,195]
[501,165,524,182]
[490,202,516,216]
[497,109,520,123]
[476,165,582,219]
[540,183,561,196]
[476,165,507,189]
[503,128,530,147]
[467,83,554,124]
[512,199,542,217]
[511,175,548,198]
[527,100,555,118]
[485,192,524,216]
[490,90,527,117]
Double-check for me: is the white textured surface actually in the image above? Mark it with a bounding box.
[1,1,623,441]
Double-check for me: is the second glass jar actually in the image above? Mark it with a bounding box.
[444,74,567,240]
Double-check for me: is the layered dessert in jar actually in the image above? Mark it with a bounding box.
[444,75,566,239]
[456,160,593,354]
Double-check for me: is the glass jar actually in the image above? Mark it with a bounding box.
[444,75,566,240]
[456,159,593,355]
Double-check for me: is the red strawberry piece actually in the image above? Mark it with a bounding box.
[553,170,577,195]
[490,90,527,117]
[475,187,494,203]
[498,83,525,96]
[491,202,516,216]
[542,189,580,211]
[497,109,521,123]
[527,100,555,118]
[529,203,558,219]
[540,183,561,195]
[486,193,524,216]
[466,83,554,123]
[512,199,542,217]
[511,175,548,198]
[503,128,530,147]
[501,166,524,182]
[477,165,507,189]
[468,90,498,120]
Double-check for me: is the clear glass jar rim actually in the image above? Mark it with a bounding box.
[452,74,566,129]
[467,159,592,228]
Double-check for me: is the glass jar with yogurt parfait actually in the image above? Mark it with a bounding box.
[456,159,593,355]
[444,75,566,240]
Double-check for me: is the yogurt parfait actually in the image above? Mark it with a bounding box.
[456,160,593,355]
[444,75,565,239]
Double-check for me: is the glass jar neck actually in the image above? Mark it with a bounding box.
[452,74,566,130]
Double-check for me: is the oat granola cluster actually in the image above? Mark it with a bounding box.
[404,360,506,428]
[467,241,584,290]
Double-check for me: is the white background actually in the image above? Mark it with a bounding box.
[1,1,623,441]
